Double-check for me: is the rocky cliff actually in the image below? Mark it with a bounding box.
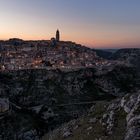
[0,62,139,139]
[43,91,140,140]
[0,65,138,107]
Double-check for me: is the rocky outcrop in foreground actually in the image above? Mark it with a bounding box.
[43,91,140,140]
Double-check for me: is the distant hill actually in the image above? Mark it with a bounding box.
[102,49,118,53]
[93,49,113,59]
[110,48,140,71]
[110,48,140,60]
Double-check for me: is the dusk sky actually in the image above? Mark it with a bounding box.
[0,0,140,48]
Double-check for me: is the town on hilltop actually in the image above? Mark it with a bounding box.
[0,31,140,140]
[0,30,111,71]
[0,0,140,139]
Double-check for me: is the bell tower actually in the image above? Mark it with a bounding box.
[56,29,60,42]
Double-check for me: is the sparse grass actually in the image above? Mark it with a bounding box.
[42,101,109,140]
[42,101,127,140]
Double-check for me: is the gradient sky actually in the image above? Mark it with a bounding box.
[0,0,140,48]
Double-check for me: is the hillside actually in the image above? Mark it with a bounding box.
[110,48,140,70]
[43,91,140,140]
[0,39,99,70]
[93,49,113,59]
[0,47,140,139]
[0,62,139,139]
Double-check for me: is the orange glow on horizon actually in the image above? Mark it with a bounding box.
[0,31,140,49]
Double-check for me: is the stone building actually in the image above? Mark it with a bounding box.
[0,98,9,114]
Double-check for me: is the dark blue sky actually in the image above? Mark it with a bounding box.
[0,0,140,48]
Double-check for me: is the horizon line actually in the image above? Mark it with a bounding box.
[0,37,140,49]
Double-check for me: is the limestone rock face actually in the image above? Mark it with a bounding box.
[42,92,140,140]
[18,130,39,140]
[1,65,138,107]
[62,130,72,138]
[124,92,140,140]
